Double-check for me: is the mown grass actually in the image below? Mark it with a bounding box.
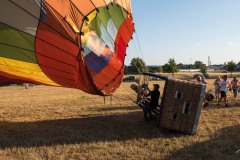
[0,76,239,160]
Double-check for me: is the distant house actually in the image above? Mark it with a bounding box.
[206,65,225,71]
[207,66,220,71]
[237,62,240,71]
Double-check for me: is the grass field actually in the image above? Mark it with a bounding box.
[0,75,239,159]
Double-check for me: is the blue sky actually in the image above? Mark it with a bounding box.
[126,0,240,66]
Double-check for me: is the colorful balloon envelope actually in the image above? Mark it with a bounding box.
[0,0,134,95]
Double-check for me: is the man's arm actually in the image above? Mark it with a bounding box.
[228,81,232,89]
[146,87,150,92]
[236,80,240,87]
[145,89,152,97]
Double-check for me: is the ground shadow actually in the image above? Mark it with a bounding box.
[202,101,240,110]
[93,106,138,112]
[166,125,240,160]
[0,108,185,149]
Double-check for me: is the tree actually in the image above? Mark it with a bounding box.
[162,63,170,73]
[163,58,178,75]
[159,66,163,73]
[128,57,147,74]
[227,60,237,77]
[178,63,184,69]
[169,58,178,75]
[124,65,129,75]
[177,63,196,69]
[148,66,162,73]
[194,61,204,69]
[200,64,207,74]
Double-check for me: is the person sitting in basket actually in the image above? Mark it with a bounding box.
[143,84,160,120]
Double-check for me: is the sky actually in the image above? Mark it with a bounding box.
[126,0,240,66]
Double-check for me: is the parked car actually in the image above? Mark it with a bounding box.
[150,77,160,81]
[122,76,136,82]
[193,73,210,79]
[202,73,210,78]
[222,70,228,73]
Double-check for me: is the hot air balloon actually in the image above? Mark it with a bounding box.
[0,0,134,95]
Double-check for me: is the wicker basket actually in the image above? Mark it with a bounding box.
[159,78,206,134]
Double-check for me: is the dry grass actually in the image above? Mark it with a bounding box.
[0,75,239,160]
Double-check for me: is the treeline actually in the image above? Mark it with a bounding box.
[124,57,162,74]
[124,57,239,76]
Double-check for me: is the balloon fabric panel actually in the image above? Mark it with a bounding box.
[0,0,134,96]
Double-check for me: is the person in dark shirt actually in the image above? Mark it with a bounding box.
[143,84,160,120]
[147,84,160,109]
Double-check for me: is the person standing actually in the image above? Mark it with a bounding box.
[217,75,231,107]
[195,76,202,83]
[201,76,207,84]
[214,76,221,100]
[231,76,239,99]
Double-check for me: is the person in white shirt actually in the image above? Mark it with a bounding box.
[217,75,231,107]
